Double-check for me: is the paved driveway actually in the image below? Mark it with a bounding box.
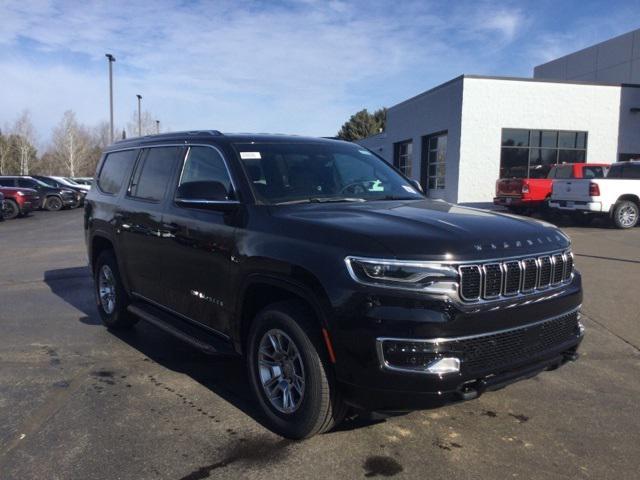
[1,209,639,479]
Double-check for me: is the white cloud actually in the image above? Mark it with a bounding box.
[0,0,633,145]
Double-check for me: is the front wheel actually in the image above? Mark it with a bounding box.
[2,199,20,220]
[247,301,347,439]
[44,196,63,211]
[612,201,639,229]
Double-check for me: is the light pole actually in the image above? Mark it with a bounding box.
[105,54,116,143]
[136,94,142,137]
[155,120,160,134]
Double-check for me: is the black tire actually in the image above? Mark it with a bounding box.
[612,200,639,229]
[2,199,20,220]
[246,300,347,439]
[44,196,63,211]
[94,250,138,329]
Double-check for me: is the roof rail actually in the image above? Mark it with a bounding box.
[114,130,224,144]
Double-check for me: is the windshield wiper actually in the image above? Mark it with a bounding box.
[275,197,366,205]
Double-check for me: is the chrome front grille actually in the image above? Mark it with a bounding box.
[458,250,574,302]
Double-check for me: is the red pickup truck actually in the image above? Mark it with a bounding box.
[0,186,40,220]
[494,163,609,214]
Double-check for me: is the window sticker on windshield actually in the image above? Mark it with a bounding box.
[358,149,373,156]
[402,185,416,193]
[240,151,261,159]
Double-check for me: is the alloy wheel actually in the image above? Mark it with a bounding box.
[98,265,117,315]
[258,329,305,414]
[618,205,638,228]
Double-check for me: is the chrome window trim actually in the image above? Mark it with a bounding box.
[100,143,240,202]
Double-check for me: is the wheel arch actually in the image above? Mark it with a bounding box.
[234,270,332,355]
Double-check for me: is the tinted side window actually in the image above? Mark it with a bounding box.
[129,147,182,202]
[0,178,16,186]
[178,146,232,194]
[98,150,138,194]
[623,164,640,179]
[17,179,36,188]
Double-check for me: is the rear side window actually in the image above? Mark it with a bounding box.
[608,164,640,179]
[98,150,138,194]
[0,178,15,186]
[582,166,606,179]
[129,147,183,202]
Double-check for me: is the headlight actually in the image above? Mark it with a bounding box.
[345,256,458,294]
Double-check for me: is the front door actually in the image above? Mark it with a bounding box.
[160,145,238,335]
[116,146,184,303]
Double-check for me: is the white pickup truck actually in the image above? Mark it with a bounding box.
[549,161,640,229]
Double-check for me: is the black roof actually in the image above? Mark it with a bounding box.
[110,131,348,150]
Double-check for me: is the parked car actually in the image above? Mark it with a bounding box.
[31,175,88,205]
[0,186,40,219]
[0,176,78,211]
[494,163,609,214]
[71,176,94,186]
[549,161,640,228]
[86,131,583,439]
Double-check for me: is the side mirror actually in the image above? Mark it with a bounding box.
[410,179,424,193]
[175,181,238,210]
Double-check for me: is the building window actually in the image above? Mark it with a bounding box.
[393,140,412,176]
[500,129,587,178]
[421,131,447,191]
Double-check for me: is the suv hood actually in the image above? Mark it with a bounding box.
[272,199,569,261]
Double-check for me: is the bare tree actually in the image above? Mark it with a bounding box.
[13,110,37,175]
[50,110,92,177]
[0,128,10,175]
[126,110,159,138]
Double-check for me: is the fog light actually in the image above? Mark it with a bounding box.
[425,357,460,374]
[577,321,585,337]
[378,339,460,374]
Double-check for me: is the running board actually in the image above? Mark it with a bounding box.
[127,303,236,356]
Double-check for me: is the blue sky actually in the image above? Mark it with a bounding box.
[0,0,639,144]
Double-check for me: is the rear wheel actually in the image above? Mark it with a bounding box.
[44,196,63,211]
[94,250,138,329]
[612,201,639,229]
[2,199,19,220]
[247,300,347,439]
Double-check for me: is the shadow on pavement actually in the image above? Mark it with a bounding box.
[43,266,383,435]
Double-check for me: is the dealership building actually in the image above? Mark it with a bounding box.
[357,28,640,206]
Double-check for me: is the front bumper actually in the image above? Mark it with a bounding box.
[549,200,602,212]
[61,195,78,207]
[331,276,583,411]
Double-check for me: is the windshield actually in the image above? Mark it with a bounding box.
[63,177,79,185]
[234,142,423,205]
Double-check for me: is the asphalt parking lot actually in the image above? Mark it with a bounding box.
[1,209,639,480]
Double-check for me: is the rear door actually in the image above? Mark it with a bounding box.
[159,145,238,334]
[116,146,185,304]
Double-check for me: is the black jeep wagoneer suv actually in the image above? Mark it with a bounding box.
[85,131,583,439]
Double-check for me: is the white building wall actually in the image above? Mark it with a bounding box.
[357,77,464,202]
[458,77,623,204]
[534,28,640,84]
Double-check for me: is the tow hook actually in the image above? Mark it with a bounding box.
[457,379,487,401]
